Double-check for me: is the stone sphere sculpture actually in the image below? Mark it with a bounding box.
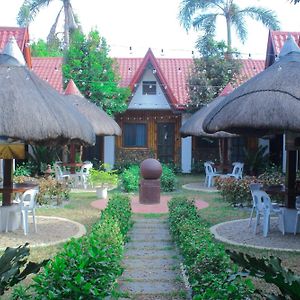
[140,158,162,179]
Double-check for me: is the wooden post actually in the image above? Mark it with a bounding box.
[285,150,297,208]
[3,159,13,206]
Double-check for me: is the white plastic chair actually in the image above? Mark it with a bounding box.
[54,162,70,182]
[19,188,39,235]
[248,183,263,227]
[76,163,93,189]
[204,162,221,187]
[252,190,285,237]
[294,211,300,235]
[226,162,244,179]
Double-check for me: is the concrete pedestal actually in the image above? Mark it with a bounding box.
[139,179,160,204]
[278,208,300,234]
[0,204,20,232]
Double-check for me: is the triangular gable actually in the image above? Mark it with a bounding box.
[0,27,32,68]
[265,30,300,68]
[128,48,179,110]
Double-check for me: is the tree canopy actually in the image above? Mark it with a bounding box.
[63,30,130,116]
[187,37,241,109]
[179,0,280,51]
[17,0,78,49]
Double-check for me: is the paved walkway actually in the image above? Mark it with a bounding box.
[117,216,189,299]
[91,195,208,213]
[182,182,218,193]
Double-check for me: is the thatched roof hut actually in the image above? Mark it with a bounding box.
[180,96,236,138]
[64,80,121,136]
[0,55,95,145]
[203,35,300,136]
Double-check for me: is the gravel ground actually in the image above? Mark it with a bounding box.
[211,218,300,251]
[0,216,86,249]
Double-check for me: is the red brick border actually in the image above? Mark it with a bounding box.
[91,195,209,214]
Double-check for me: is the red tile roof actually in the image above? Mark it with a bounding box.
[265,30,300,67]
[0,27,28,52]
[32,57,64,93]
[31,53,264,109]
[0,27,32,67]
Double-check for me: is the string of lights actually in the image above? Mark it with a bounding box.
[27,39,280,59]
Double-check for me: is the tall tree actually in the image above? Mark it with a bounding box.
[63,30,130,116]
[179,0,280,52]
[17,0,78,49]
[188,36,241,108]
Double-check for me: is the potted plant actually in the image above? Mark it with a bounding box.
[87,166,118,198]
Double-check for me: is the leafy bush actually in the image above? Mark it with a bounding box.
[27,194,132,299]
[161,164,176,192]
[228,250,300,299]
[14,162,36,177]
[120,164,140,192]
[168,196,254,299]
[0,243,48,296]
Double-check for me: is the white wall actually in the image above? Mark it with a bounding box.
[181,113,192,173]
[128,68,171,110]
[104,136,115,169]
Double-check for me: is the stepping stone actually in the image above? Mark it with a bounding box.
[117,217,188,299]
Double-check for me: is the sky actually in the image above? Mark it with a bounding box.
[0,0,300,59]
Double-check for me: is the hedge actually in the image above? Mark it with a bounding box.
[20,194,132,299]
[168,196,254,299]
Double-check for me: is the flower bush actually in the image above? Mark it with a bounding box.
[168,196,254,299]
[215,167,285,206]
[14,176,70,206]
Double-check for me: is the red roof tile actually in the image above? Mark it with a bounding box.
[270,31,300,55]
[30,53,264,109]
[32,57,63,93]
[265,30,300,67]
[65,79,83,96]
[0,27,32,67]
[0,27,28,52]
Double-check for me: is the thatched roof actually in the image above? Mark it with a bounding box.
[203,35,300,136]
[0,54,95,145]
[64,80,121,136]
[180,96,236,138]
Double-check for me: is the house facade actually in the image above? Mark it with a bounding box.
[0,26,294,172]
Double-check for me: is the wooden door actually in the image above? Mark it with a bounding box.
[157,123,175,163]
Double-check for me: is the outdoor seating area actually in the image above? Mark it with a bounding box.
[2,2,300,298]
[204,160,244,187]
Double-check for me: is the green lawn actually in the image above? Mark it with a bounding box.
[3,174,300,298]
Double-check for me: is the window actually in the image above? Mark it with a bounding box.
[124,123,147,147]
[142,81,156,95]
[230,137,246,162]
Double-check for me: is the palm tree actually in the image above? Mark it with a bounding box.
[17,0,78,49]
[179,0,280,52]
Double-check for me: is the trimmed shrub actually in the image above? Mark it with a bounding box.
[168,196,254,299]
[161,164,176,192]
[29,193,132,299]
[120,165,140,192]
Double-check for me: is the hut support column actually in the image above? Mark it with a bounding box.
[3,159,13,206]
[286,150,297,208]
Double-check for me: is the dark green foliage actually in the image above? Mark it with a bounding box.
[63,29,130,116]
[0,243,48,296]
[161,164,176,192]
[188,38,241,109]
[227,250,300,299]
[120,165,140,192]
[168,196,253,299]
[244,145,268,176]
[30,193,132,299]
[30,39,62,57]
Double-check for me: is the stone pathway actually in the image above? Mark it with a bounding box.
[117,216,188,299]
